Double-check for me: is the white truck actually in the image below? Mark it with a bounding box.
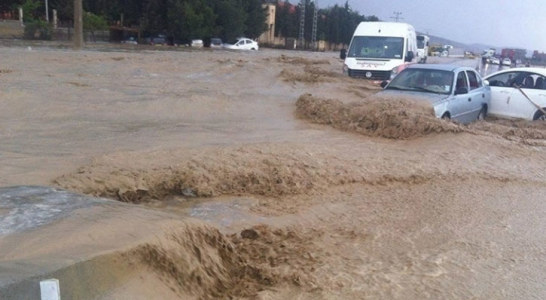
[340,22,418,80]
[416,34,429,63]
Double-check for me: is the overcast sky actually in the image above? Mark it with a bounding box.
[319,0,545,52]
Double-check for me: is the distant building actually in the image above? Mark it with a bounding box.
[532,50,546,64]
[258,3,276,44]
[501,48,526,61]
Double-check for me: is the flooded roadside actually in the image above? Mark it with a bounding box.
[1,45,545,299]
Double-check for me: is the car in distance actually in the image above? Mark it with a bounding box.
[149,34,167,45]
[121,36,138,45]
[191,39,204,48]
[379,64,490,124]
[223,37,259,50]
[490,57,500,65]
[502,58,512,66]
[210,38,223,48]
[484,67,546,120]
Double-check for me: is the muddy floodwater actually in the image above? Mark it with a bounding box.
[0,45,545,299]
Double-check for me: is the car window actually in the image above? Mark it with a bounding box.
[487,71,523,87]
[456,71,468,91]
[387,68,453,95]
[533,75,546,89]
[466,71,480,90]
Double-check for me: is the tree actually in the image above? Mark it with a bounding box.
[165,0,215,43]
[141,0,168,36]
[9,0,379,46]
[49,0,73,22]
[242,0,266,39]
[83,11,107,41]
[275,1,298,38]
[19,0,53,40]
[210,0,245,42]
[20,0,41,22]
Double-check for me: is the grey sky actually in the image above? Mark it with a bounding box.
[319,0,545,53]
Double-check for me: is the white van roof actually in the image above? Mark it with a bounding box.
[353,22,415,37]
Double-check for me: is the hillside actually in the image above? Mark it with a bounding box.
[418,32,496,53]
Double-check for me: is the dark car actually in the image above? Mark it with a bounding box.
[210,38,223,48]
[149,35,167,45]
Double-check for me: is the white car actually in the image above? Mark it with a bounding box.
[502,58,511,66]
[223,38,259,50]
[191,39,204,48]
[121,37,138,45]
[490,57,500,65]
[484,67,546,120]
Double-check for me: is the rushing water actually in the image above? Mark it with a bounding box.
[1,47,545,299]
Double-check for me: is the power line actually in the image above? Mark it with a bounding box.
[390,11,403,22]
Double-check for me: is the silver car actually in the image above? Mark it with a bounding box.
[379,64,491,123]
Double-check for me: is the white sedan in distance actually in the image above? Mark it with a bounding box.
[490,57,500,65]
[223,38,259,50]
[484,67,546,120]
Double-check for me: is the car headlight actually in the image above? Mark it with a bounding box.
[390,66,399,80]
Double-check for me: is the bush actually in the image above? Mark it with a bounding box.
[23,20,52,40]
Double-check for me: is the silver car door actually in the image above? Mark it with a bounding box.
[466,70,487,119]
[451,71,471,123]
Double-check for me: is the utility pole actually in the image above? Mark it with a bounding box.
[391,11,403,22]
[73,0,83,49]
[298,0,305,49]
[311,0,318,51]
[45,0,49,22]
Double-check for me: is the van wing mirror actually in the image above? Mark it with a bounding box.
[405,51,414,62]
[340,49,347,59]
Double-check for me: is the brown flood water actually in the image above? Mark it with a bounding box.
[0,46,545,299]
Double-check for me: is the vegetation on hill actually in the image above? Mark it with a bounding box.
[2,0,378,45]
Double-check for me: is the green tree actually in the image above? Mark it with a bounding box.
[49,0,73,22]
[83,11,108,41]
[166,0,215,42]
[242,0,266,39]
[275,0,298,38]
[141,0,168,36]
[21,0,41,22]
[20,0,52,40]
[211,0,245,42]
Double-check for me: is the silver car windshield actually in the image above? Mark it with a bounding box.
[348,36,404,59]
[387,69,454,95]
